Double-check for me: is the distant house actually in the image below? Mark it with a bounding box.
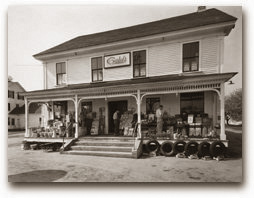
[8,78,41,130]
[8,79,26,130]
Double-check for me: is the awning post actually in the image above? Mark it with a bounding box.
[137,89,142,138]
[24,98,29,137]
[74,95,79,138]
[220,83,226,140]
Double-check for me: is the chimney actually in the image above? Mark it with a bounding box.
[197,6,206,12]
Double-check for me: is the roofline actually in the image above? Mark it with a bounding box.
[33,20,236,61]
[8,81,26,92]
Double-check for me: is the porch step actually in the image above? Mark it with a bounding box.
[79,136,135,142]
[62,150,133,158]
[71,145,133,152]
[75,141,134,147]
[62,136,135,158]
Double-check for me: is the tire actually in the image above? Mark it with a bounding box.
[160,141,174,156]
[173,140,186,154]
[146,140,160,153]
[198,141,211,157]
[210,141,226,157]
[185,141,199,156]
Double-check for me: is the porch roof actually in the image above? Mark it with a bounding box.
[22,72,237,99]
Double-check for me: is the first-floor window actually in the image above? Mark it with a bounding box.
[91,57,103,82]
[180,92,204,115]
[17,93,24,100]
[146,98,160,114]
[11,118,15,126]
[56,62,67,85]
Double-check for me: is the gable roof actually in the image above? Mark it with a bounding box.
[9,103,41,115]
[8,81,26,92]
[34,8,237,57]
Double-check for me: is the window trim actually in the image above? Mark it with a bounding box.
[56,62,67,85]
[132,49,147,78]
[91,56,103,82]
[181,40,201,73]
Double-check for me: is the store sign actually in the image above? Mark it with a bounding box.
[104,52,131,68]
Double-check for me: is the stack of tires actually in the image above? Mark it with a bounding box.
[145,140,226,158]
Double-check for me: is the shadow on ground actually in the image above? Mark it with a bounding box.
[8,170,67,182]
[226,131,242,158]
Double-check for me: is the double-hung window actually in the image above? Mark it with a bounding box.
[11,118,15,126]
[8,90,14,99]
[56,62,67,85]
[91,57,103,82]
[182,42,199,72]
[133,50,146,78]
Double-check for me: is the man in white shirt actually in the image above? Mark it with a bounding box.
[156,105,163,133]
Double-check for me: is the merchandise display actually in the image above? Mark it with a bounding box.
[141,112,217,140]
[90,119,99,135]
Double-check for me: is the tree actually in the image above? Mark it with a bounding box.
[225,89,242,121]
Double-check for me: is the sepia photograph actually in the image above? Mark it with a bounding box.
[7,5,242,183]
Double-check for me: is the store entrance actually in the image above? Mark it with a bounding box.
[108,100,128,134]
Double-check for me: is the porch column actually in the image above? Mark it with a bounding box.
[105,98,109,134]
[137,89,142,138]
[74,95,79,138]
[220,83,226,140]
[24,98,29,137]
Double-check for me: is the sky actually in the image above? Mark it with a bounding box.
[8,5,242,95]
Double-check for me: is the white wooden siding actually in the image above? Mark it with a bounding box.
[148,43,181,76]
[67,58,91,84]
[204,91,214,118]
[44,37,221,86]
[46,62,56,89]
[103,66,132,81]
[201,37,219,73]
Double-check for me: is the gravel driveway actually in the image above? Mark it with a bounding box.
[8,131,242,182]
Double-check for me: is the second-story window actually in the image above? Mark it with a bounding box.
[182,41,199,72]
[133,50,146,78]
[56,62,67,85]
[8,103,10,111]
[91,57,103,82]
[8,90,14,99]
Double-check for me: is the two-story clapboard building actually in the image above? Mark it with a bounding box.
[21,7,238,158]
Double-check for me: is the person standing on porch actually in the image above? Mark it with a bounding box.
[156,105,164,133]
[113,110,120,136]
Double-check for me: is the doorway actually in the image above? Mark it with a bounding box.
[108,100,128,134]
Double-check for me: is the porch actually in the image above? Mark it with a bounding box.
[21,72,236,157]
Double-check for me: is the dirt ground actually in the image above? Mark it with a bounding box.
[8,129,242,182]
